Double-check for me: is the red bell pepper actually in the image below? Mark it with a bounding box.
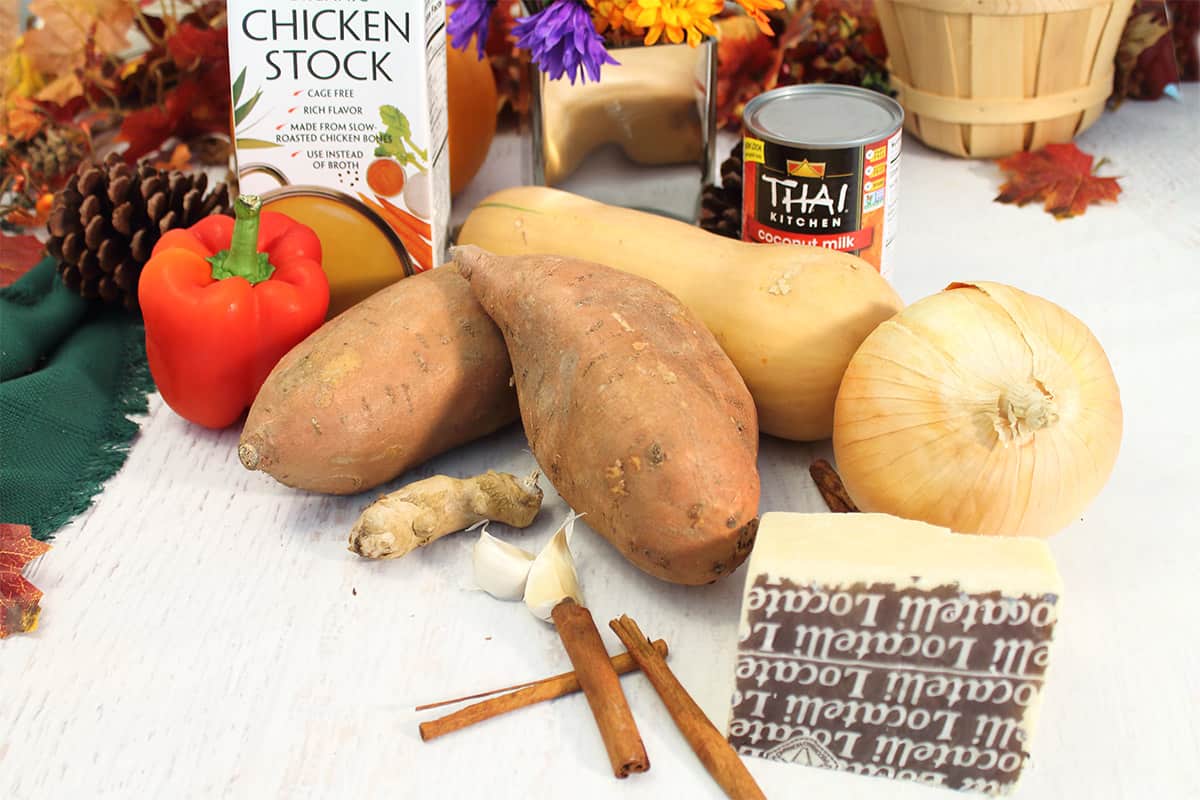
[139,194,329,429]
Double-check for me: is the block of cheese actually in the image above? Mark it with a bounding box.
[727,512,1063,795]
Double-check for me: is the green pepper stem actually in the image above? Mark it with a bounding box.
[208,194,275,284]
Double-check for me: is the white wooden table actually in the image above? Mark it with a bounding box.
[4,90,1198,800]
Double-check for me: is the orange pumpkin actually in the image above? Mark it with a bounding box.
[447,44,498,196]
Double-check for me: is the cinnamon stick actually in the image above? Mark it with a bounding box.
[417,639,669,740]
[552,599,649,778]
[610,615,765,800]
[809,458,860,513]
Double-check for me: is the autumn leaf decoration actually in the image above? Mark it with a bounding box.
[995,143,1121,219]
[116,20,234,161]
[0,233,48,287]
[1112,1,1180,105]
[1,524,51,638]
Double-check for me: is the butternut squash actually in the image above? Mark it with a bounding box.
[458,187,904,440]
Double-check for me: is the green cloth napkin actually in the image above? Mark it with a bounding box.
[0,256,154,540]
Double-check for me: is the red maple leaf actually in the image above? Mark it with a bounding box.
[995,143,1121,219]
[1,523,51,638]
[117,63,230,161]
[0,233,47,287]
[116,20,231,161]
[716,14,785,130]
[117,104,179,162]
[166,22,228,70]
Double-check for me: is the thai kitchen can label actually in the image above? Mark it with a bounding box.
[741,85,904,277]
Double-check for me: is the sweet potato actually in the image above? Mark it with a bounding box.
[238,268,518,494]
[455,246,761,585]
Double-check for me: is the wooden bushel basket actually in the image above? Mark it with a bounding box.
[875,0,1135,158]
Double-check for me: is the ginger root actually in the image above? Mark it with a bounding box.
[348,470,544,559]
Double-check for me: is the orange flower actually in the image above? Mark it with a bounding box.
[623,0,722,46]
[734,0,785,35]
[588,0,630,34]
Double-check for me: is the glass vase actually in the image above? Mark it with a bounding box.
[529,38,717,222]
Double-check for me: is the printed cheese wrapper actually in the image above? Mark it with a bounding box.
[226,0,449,314]
[727,513,1063,795]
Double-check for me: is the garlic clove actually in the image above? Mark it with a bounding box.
[561,510,583,552]
[523,516,584,622]
[473,527,536,601]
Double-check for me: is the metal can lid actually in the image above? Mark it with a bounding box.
[743,85,904,149]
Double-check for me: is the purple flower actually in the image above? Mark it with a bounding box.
[514,0,618,84]
[448,0,497,58]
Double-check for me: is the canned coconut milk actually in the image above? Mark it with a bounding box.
[742,85,903,277]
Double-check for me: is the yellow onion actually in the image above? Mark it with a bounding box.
[832,281,1122,538]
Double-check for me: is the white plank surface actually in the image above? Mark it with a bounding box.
[4,90,1199,800]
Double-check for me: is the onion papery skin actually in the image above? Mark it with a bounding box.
[832,281,1122,538]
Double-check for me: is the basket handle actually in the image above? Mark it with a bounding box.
[892,72,1113,125]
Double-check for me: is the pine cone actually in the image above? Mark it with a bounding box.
[699,141,744,240]
[25,128,87,186]
[46,153,231,310]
